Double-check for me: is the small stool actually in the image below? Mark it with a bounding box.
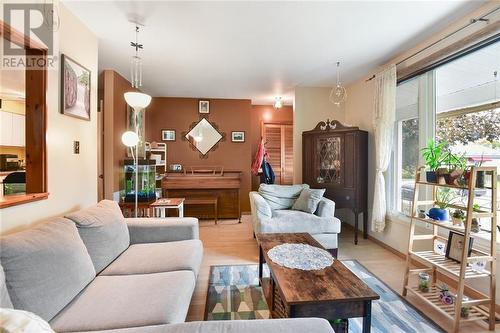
[184,197,218,224]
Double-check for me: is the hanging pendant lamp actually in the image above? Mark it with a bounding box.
[329,61,347,106]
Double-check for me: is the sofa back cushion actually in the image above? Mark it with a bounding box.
[0,218,95,321]
[292,188,326,214]
[258,184,309,210]
[65,200,130,273]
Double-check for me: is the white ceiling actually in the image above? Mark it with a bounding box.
[62,1,486,105]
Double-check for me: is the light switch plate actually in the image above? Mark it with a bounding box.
[74,141,80,154]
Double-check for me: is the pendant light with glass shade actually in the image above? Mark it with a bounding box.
[122,24,152,217]
[329,61,347,106]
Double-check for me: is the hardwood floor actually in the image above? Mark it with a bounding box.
[186,215,499,332]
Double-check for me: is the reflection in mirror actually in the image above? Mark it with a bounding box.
[185,118,223,155]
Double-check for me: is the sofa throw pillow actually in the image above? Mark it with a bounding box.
[258,184,310,210]
[65,200,130,273]
[0,308,55,333]
[292,188,326,214]
[0,218,95,321]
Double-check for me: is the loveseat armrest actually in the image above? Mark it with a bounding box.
[315,197,336,218]
[126,217,199,244]
[249,192,272,219]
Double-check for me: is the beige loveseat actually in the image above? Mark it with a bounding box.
[0,200,334,333]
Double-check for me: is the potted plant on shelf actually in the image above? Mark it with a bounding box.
[428,189,452,221]
[451,209,465,226]
[445,151,467,185]
[421,139,445,183]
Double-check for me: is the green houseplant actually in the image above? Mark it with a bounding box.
[421,139,446,183]
[451,209,465,226]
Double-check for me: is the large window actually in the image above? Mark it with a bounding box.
[392,41,500,236]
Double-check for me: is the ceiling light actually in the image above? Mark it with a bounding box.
[124,92,151,109]
[121,131,139,147]
[273,97,283,109]
[329,61,347,106]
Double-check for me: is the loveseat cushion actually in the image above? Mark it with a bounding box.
[258,184,309,210]
[100,239,203,276]
[0,218,95,321]
[292,188,326,213]
[50,271,195,332]
[259,210,341,234]
[69,318,335,333]
[65,200,130,273]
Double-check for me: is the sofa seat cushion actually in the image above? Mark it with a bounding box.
[69,318,334,333]
[100,239,203,277]
[65,200,130,273]
[259,210,341,234]
[50,271,195,332]
[0,218,95,322]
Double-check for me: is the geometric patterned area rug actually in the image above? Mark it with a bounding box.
[205,261,444,332]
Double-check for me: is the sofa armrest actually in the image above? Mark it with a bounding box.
[249,192,272,219]
[126,217,199,244]
[315,197,336,218]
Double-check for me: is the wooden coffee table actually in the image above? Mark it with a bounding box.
[256,233,379,333]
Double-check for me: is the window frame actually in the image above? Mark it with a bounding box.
[0,21,48,209]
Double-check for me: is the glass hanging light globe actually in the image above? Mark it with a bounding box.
[121,131,139,147]
[329,61,347,106]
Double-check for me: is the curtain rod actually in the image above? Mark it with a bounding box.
[365,5,500,82]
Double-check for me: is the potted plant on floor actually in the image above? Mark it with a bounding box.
[421,139,445,183]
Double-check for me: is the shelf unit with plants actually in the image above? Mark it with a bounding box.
[402,165,497,333]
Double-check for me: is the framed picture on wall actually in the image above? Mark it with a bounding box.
[445,231,473,263]
[199,100,210,114]
[61,54,91,120]
[231,131,245,143]
[162,129,176,141]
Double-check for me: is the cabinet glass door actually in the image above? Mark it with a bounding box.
[315,136,341,184]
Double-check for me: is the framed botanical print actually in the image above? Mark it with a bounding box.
[445,231,473,262]
[199,100,210,114]
[61,54,91,120]
[231,131,245,143]
[162,129,176,141]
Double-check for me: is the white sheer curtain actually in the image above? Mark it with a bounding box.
[371,65,397,232]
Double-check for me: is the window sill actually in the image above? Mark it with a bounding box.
[0,192,49,209]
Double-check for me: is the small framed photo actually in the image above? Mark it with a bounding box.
[61,54,91,120]
[161,129,176,141]
[199,100,210,114]
[231,131,245,143]
[445,231,473,263]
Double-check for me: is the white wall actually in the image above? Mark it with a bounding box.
[293,87,345,184]
[0,3,98,234]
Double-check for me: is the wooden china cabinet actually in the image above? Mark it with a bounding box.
[302,119,368,244]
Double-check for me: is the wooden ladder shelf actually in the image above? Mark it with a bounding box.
[402,166,498,333]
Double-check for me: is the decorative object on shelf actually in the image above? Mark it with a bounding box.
[199,100,210,114]
[231,131,245,143]
[129,25,144,89]
[183,118,225,158]
[434,240,446,255]
[417,209,426,219]
[445,231,474,263]
[273,97,283,109]
[329,61,347,106]
[169,164,182,172]
[302,119,368,244]
[161,129,176,141]
[451,209,465,226]
[471,218,481,233]
[267,243,334,270]
[418,272,430,292]
[471,260,486,273]
[438,284,454,305]
[61,54,91,120]
[460,296,470,318]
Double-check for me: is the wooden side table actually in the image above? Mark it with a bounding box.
[151,198,185,218]
[118,200,155,217]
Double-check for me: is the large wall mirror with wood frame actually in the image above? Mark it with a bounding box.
[0,22,48,208]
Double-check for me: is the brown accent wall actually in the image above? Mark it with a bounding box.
[101,70,137,198]
[146,98,253,212]
[250,105,293,190]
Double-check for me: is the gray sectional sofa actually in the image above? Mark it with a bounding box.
[0,200,334,333]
